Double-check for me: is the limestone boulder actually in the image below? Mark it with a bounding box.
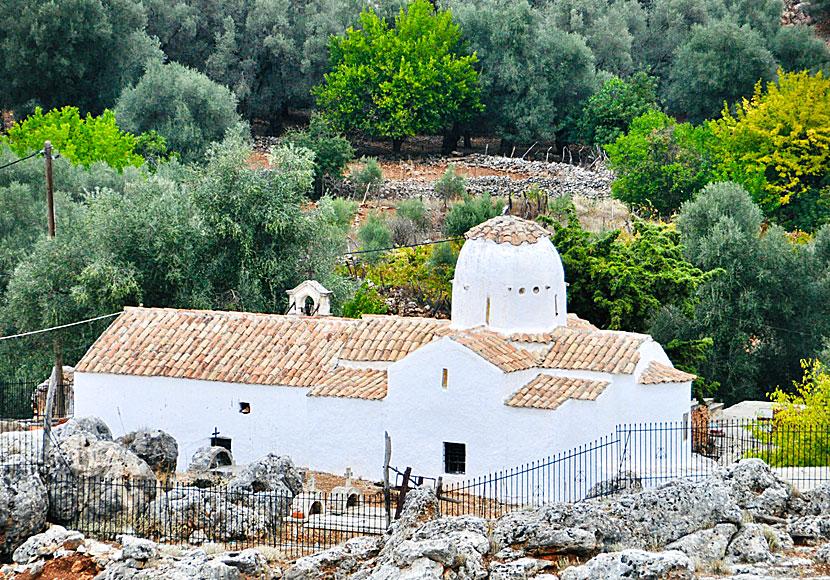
[43,432,157,524]
[666,523,737,570]
[228,453,303,496]
[0,468,48,559]
[12,524,84,563]
[142,486,267,543]
[787,515,830,544]
[724,523,773,564]
[586,471,643,499]
[118,430,178,487]
[559,549,694,580]
[54,416,112,442]
[713,459,793,518]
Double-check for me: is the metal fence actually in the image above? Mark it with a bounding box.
[49,474,393,558]
[438,419,830,519]
[0,380,72,424]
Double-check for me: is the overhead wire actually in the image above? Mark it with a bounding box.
[0,149,44,171]
[0,312,122,342]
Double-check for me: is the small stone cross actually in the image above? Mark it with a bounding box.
[344,467,353,487]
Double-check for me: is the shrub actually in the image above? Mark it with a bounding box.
[772,25,830,75]
[358,212,392,262]
[116,62,243,163]
[578,72,659,146]
[396,199,431,231]
[282,114,354,199]
[342,283,388,318]
[320,197,358,232]
[434,166,467,208]
[606,110,715,218]
[349,157,383,197]
[444,193,504,238]
[5,107,143,170]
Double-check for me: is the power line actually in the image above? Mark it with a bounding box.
[0,312,121,342]
[0,149,44,171]
[344,237,463,256]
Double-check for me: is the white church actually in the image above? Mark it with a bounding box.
[74,216,694,481]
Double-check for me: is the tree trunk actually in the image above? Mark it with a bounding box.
[464,133,472,149]
[392,138,403,153]
[441,125,461,155]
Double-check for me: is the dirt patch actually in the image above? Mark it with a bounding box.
[12,553,100,580]
[304,470,381,495]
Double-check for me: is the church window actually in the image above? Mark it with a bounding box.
[444,442,466,474]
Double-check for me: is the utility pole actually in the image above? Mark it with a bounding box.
[43,141,62,455]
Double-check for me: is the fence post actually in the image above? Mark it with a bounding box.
[42,366,58,462]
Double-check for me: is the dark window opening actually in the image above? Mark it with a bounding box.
[239,402,251,414]
[211,434,232,452]
[444,442,466,474]
[442,368,448,389]
[304,296,316,315]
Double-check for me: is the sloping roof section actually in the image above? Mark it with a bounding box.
[307,368,387,400]
[533,328,648,374]
[510,314,599,343]
[339,315,450,362]
[450,329,536,373]
[506,375,610,410]
[75,307,353,387]
[465,215,551,246]
[638,361,697,384]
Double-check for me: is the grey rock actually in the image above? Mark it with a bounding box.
[118,430,178,487]
[0,468,48,559]
[189,446,234,474]
[12,525,84,563]
[559,549,693,580]
[488,558,552,580]
[284,545,358,580]
[814,542,830,562]
[215,549,273,579]
[608,477,742,548]
[760,524,794,552]
[119,535,159,561]
[54,416,113,442]
[788,515,830,543]
[799,481,830,516]
[666,523,737,569]
[345,536,385,560]
[586,471,643,499]
[369,558,444,580]
[725,524,773,564]
[144,486,267,543]
[229,453,303,497]
[714,459,792,518]
[43,432,157,523]
[393,538,457,567]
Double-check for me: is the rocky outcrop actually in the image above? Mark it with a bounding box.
[118,429,178,487]
[559,549,693,580]
[0,468,48,559]
[189,446,234,474]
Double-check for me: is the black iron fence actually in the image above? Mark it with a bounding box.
[438,419,830,519]
[49,474,394,558]
[0,380,72,424]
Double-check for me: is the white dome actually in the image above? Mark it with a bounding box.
[451,216,567,334]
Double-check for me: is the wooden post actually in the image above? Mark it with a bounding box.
[44,141,55,237]
[394,466,411,520]
[383,431,392,529]
[42,365,58,459]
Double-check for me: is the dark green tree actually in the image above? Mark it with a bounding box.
[0,0,162,115]
[577,72,659,145]
[772,25,830,76]
[116,63,244,163]
[282,114,354,199]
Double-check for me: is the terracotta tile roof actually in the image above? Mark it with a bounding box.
[76,307,353,387]
[450,329,535,373]
[533,328,648,374]
[307,368,387,400]
[638,361,696,384]
[465,216,551,246]
[506,375,610,410]
[510,314,599,343]
[339,315,450,362]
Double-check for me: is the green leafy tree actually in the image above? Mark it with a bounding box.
[652,181,830,403]
[358,213,393,262]
[551,208,711,333]
[342,283,388,318]
[315,0,482,152]
[577,72,659,145]
[349,157,383,197]
[116,63,244,163]
[444,193,504,238]
[435,166,467,208]
[665,20,777,123]
[606,110,715,217]
[450,0,597,145]
[5,107,144,170]
[0,0,162,115]
[709,70,830,231]
[749,360,830,467]
[283,114,354,199]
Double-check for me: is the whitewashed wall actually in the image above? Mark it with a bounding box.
[75,336,691,481]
